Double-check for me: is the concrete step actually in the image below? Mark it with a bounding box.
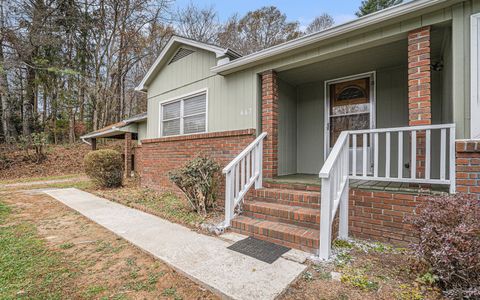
[243,201,320,229]
[245,187,321,209]
[231,215,319,254]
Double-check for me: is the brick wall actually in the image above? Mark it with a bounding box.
[408,26,431,179]
[138,129,256,199]
[124,132,132,177]
[261,70,279,178]
[133,145,143,175]
[349,189,427,245]
[456,140,480,199]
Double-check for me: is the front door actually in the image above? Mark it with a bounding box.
[326,73,375,174]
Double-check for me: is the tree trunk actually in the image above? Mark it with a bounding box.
[23,65,35,136]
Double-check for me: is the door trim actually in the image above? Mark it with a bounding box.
[323,71,376,160]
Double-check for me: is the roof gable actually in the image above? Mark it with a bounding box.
[135,36,241,92]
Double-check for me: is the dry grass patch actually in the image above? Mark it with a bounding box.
[0,191,218,299]
[282,240,443,300]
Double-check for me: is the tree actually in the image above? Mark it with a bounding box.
[176,3,220,43]
[356,0,403,17]
[218,6,302,55]
[305,13,334,34]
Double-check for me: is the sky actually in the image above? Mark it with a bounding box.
[173,0,364,29]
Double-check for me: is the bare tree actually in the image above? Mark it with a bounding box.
[176,3,219,43]
[305,13,334,34]
[218,6,302,55]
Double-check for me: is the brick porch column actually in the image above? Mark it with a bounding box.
[261,70,279,178]
[408,26,432,178]
[456,140,480,199]
[124,132,132,177]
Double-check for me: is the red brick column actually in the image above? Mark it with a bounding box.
[261,70,279,178]
[408,26,432,178]
[124,132,132,177]
[456,140,480,199]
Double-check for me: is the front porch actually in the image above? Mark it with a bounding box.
[224,24,458,258]
[270,23,453,180]
[265,174,449,195]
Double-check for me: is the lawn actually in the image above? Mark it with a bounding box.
[0,191,217,299]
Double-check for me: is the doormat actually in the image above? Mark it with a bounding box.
[227,236,290,264]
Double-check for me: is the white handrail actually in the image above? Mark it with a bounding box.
[319,131,350,260]
[318,123,456,259]
[221,132,267,228]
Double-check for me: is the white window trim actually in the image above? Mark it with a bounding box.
[158,88,208,137]
[324,71,376,160]
[471,13,480,139]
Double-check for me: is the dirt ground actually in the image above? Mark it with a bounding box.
[0,190,218,300]
[0,141,122,180]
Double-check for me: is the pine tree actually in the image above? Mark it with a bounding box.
[356,0,403,17]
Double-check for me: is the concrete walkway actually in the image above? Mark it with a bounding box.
[45,188,307,300]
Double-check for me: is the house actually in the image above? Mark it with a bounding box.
[82,0,480,258]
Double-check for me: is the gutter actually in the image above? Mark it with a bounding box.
[80,127,122,140]
[210,0,455,75]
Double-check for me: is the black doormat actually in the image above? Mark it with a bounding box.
[227,237,290,264]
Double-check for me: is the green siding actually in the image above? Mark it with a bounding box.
[146,49,258,138]
[137,121,147,143]
[452,0,480,138]
[296,83,324,174]
[278,79,297,175]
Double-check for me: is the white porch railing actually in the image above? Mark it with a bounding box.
[318,124,456,259]
[221,132,267,228]
[319,131,350,260]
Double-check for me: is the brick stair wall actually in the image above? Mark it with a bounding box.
[231,184,435,254]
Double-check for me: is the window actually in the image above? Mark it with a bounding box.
[161,92,207,136]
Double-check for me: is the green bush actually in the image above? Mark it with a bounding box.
[84,149,123,188]
[168,156,220,216]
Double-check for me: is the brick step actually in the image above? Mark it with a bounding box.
[231,215,319,254]
[243,201,320,229]
[263,181,321,192]
[245,188,321,209]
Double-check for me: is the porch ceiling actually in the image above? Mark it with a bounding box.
[278,26,446,86]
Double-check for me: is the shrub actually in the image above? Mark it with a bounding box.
[168,156,220,216]
[407,194,480,298]
[84,149,123,188]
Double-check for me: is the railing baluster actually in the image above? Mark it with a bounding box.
[398,131,403,179]
[386,132,390,178]
[224,170,234,226]
[241,157,245,188]
[363,133,367,177]
[449,127,456,193]
[426,129,431,180]
[246,152,251,184]
[235,163,240,199]
[352,134,357,176]
[411,130,416,179]
[440,128,446,180]
[374,132,379,178]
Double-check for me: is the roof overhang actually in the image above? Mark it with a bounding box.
[81,127,131,140]
[211,0,461,75]
[135,36,241,92]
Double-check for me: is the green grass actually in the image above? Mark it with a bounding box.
[0,201,75,299]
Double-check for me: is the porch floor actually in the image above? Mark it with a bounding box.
[267,174,449,195]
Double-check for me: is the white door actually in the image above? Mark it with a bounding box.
[325,73,376,174]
